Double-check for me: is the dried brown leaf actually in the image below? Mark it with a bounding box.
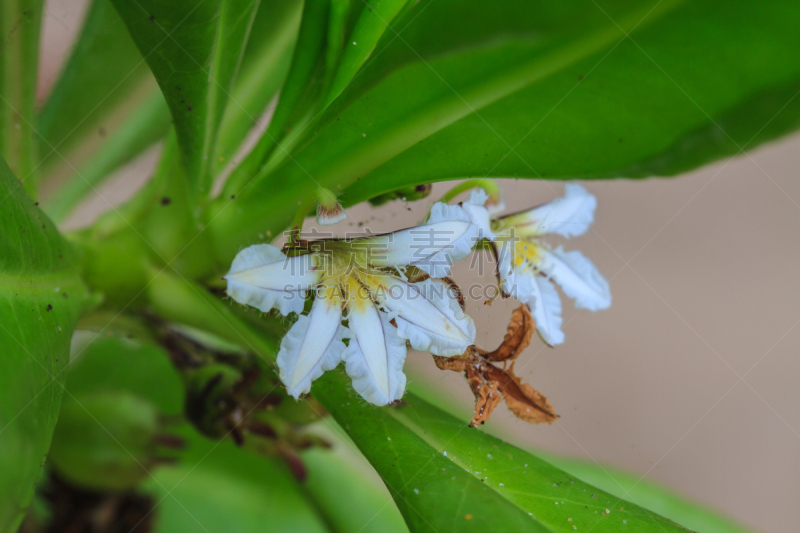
[484,305,534,362]
[466,365,502,427]
[485,364,558,424]
[433,355,467,372]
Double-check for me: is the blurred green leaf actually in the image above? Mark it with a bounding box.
[0,0,44,195]
[42,89,170,224]
[47,336,181,492]
[66,336,184,415]
[49,391,162,492]
[37,0,156,179]
[111,0,260,198]
[312,370,687,533]
[146,269,277,360]
[146,428,331,533]
[303,424,409,533]
[213,0,800,260]
[0,156,89,531]
[542,453,756,533]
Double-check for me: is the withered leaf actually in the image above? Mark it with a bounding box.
[484,364,558,424]
[431,306,556,426]
[484,305,534,362]
[468,374,502,428]
[433,355,468,372]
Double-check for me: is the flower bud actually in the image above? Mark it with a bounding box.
[315,187,347,225]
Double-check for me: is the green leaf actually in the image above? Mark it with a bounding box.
[0,0,44,195]
[0,157,89,531]
[221,0,330,195]
[42,89,171,224]
[145,428,331,533]
[112,0,258,198]
[303,426,409,533]
[312,370,688,533]
[66,336,184,415]
[212,0,304,175]
[212,0,800,260]
[542,453,756,533]
[37,0,155,179]
[325,0,410,105]
[110,0,221,195]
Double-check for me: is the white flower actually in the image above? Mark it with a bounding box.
[488,184,611,346]
[224,204,481,405]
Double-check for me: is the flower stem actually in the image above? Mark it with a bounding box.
[436,179,500,205]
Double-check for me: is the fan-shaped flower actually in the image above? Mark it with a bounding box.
[475,184,611,346]
[224,201,485,405]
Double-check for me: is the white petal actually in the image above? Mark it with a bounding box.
[499,184,597,238]
[342,303,407,406]
[364,202,478,278]
[277,296,347,398]
[461,189,495,241]
[496,240,533,303]
[375,276,475,356]
[225,244,321,315]
[539,246,611,311]
[486,199,506,217]
[526,275,565,346]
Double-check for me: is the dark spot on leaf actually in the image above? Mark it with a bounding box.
[149,14,155,21]
[161,197,171,206]
[98,127,106,137]
[34,201,38,206]
[46,304,52,311]
[230,195,235,199]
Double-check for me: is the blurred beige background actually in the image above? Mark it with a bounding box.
[38,2,800,532]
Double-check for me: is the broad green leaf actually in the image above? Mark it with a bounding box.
[146,428,331,533]
[112,0,258,198]
[110,0,222,195]
[324,0,410,105]
[0,157,89,531]
[211,0,800,261]
[0,0,43,195]
[542,454,756,533]
[222,0,330,195]
[212,0,304,176]
[37,0,154,179]
[312,370,687,533]
[43,89,170,224]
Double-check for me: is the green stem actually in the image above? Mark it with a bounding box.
[435,178,500,205]
[146,268,278,361]
[0,0,43,197]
